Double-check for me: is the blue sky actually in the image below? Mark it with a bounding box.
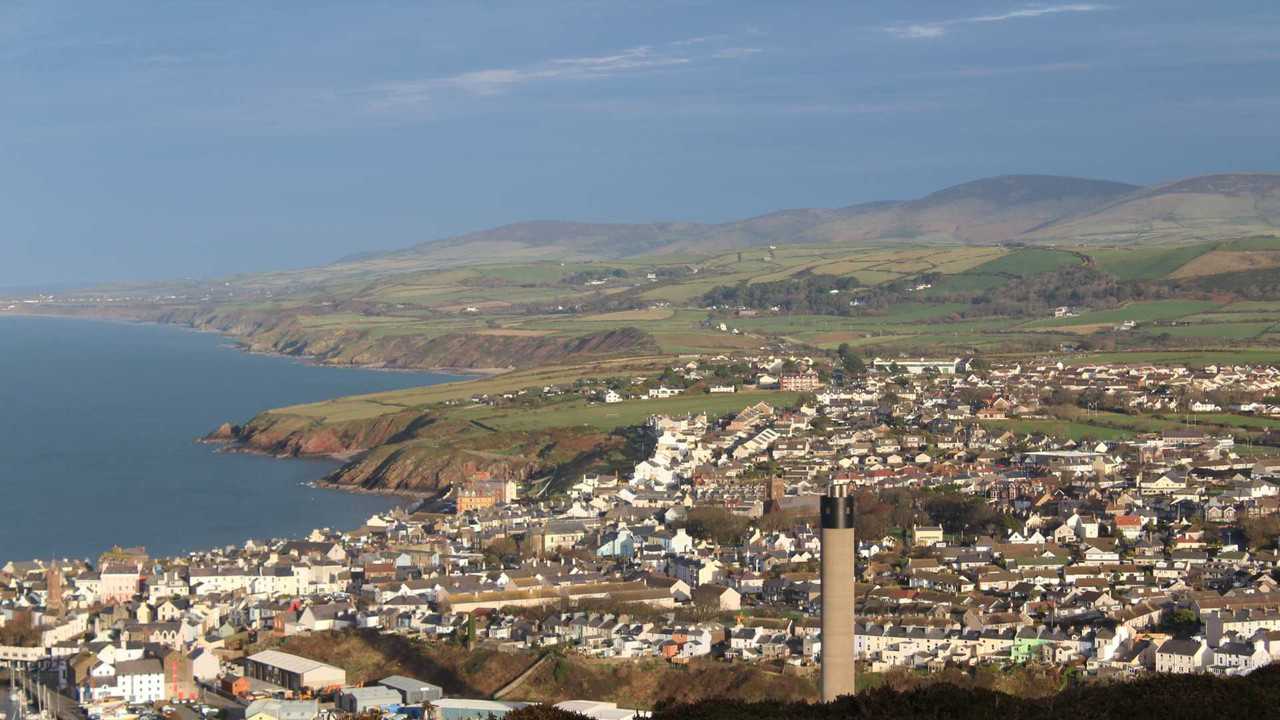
[3,1,1279,286]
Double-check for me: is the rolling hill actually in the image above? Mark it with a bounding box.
[339,173,1277,276]
[1026,173,1280,244]
[794,174,1140,245]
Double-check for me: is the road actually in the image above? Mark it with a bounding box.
[194,684,246,720]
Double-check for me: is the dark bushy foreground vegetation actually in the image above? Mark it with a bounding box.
[506,667,1280,720]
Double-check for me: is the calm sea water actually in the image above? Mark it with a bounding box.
[0,315,466,563]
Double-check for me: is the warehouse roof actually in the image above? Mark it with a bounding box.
[246,650,342,675]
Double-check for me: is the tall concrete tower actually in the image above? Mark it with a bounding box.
[820,482,856,701]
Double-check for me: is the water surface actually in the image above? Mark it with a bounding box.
[0,315,465,562]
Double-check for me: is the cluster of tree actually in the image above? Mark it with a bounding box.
[836,343,867,376]
[962,266,1160,315]
[562,267,628,285]
[1242,514,1280,550]
[701,273,864,314]
[921,491,1013,537]
[650,266,695,280]
[851,488,919,541]
[677,506,754,546]
[1173,266,1280,299]
[706,360,754,381]
[1160,608,1203,636]
[505,664,1280,720]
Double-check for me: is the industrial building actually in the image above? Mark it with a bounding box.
[428,699,526,720]
[379,675,444,704]
[243,699,319,720]
[243,650,347,694]
[337,686,404,713]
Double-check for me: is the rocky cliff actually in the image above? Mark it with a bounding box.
[209,411,621,494]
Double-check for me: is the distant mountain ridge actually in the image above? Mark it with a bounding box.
[342,172,1279,269]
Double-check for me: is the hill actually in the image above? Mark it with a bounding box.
[319,173,1277,276]
[42,173,1271,299]
[796,175,1140,246]
[1027,172,1280,244]
[348,175,1141,273]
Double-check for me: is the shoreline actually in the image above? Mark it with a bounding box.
[312,479,442,500]
[10,308,485,500]
[0,308,506,377]
[204,436,442,502]
[1,310,459,562]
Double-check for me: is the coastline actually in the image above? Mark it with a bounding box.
[0,309,504,377]
[205,437,443,507]
[311,479,443,501]
[0,312,469,561]
[8,308,486,499]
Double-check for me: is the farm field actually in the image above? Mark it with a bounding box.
[271,357,671,422]
[1089,244,1214,281]
[461,390,799,432]
[1058,349,1280,366]
[40,230,1280,398]
[1027,300,1223,328]
[966,248,1082,277]
[1148,322,1276,339]
[653,332,768,354]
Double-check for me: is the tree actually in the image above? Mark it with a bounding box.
[1242,515,1280,550]
[679,507,752,545]
[838,343,867,376]
[923,493,1004,536]
[1161,608,1201,636]
[483,537,520,566]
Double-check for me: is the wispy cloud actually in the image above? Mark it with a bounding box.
[364,36,761,112]
[712,47,763,60]
[886,4,1108,40]
[892,25,948,40]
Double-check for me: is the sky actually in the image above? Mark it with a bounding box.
[3,1,1280,286]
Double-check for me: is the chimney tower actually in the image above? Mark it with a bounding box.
[820,481,856,701]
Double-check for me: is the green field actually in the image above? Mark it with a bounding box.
[1145,322,1275,339]
[1219,236,1280,251]
[464,390,799,432]
[968,248,1082,277]
[1027,300,1223,328]
[1175,413,1280,431]
[272,357,670,421]
[1090,244,1214,281]
[1060,348,1280,366]
[978,418,1134,442]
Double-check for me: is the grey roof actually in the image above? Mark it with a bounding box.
[340,686,403,702]
[379,675,443,693]
[1158,638,1203,656]
[244,699,318,720]
[246,649,342,675]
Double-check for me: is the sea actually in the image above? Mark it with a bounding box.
[0,315,467,563]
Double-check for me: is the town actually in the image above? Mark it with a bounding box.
[6,353,1280,720]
